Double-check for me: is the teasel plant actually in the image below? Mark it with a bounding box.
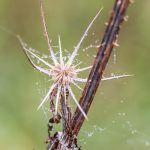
[16,0,133,149]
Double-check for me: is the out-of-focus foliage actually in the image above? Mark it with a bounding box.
[0,0,150,150]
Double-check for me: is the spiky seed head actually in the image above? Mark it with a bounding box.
[51,64,77,86]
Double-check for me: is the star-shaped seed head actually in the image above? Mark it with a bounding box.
[51,64,77,86]
[18,1,131,120]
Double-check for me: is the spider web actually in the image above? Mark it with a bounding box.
[79,113,150,150]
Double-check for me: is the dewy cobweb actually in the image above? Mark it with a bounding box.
[17,1,132,120]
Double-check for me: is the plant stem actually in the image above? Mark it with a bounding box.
[72,0,131,136]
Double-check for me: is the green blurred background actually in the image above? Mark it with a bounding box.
[0,0,150,150]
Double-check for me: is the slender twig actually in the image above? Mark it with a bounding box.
[46,0,131,149]
[72,0,131,136]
